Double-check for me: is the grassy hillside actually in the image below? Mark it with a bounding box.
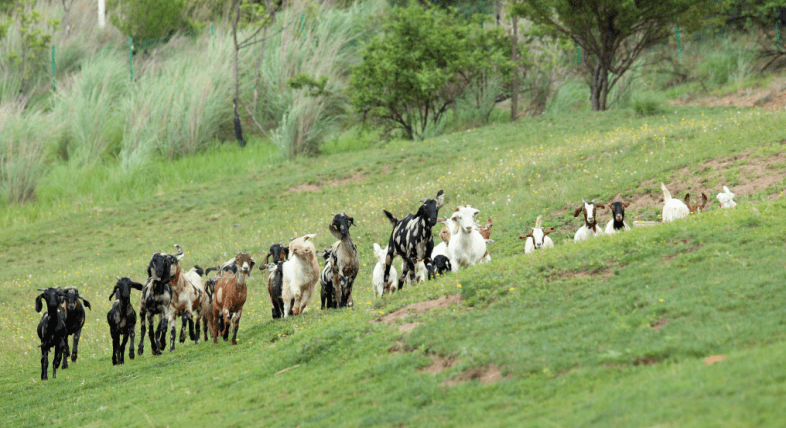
[1,105,785,426]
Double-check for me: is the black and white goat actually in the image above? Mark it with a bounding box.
[35,287,67,380]
[61,286,91,366]
[428,255,452,277]
[573,199,605,242]
[382,190,445,290]
[327,211,359,308]
[319,248,336,310]
[604,202,631,235]
[107,277,144,365]
[264,242,290,265]
[263,261,293,318]
[138,246,182,356]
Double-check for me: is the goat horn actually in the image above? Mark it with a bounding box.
[341,210,346,216]
[581,199,587,204]
[174,244,184,260]
[331,212,337,216]
[116,276,120,280]
[37,288,48,291]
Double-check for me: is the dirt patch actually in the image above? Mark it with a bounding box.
[634,356,659,366]
[373,295,462,325]
[419,354,457,375]
[398,322,422,333]
[651,317,669,332]
[670,78,786,110]
[442,364,503,386]
[287,171,367,193]
[389,340,405,353]
[704,355,727,365]
[558,265,615,280]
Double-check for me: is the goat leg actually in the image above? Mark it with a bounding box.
[179,314,188,343]
[187,311,196,342]
[194,317,201,345]
[230,311,242,345]
[52,340,65,379]
[148,313,160,355]
[61,339,70,369]
[71,328,81,362]
[41,347,49,380]
[138,309,146,356]
[169,322,176,352]
[129,327,135,360]
[119,333,129,364]
[111,331,120,365]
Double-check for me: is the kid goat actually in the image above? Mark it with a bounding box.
[383,190,445,290]
[36,287,67,380]
[212,252,255,345]
[61,286,91,366]
[573,199,605,241]
[604,202,631,235]
[107,277,144,365]
[447,205,489,271]
[372,243,398,298]
[521,215,555,254]
[282,234,320,317]
[717,186,737,208]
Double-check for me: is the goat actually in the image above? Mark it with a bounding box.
[431,218,453,259]
[447,205,489,271]
[319,248,336,310]
[197,275,215,342]
[264,242,290,265]
[107,277,143,365]
[212,252,255,345]
[717,186,737,208]
[478,218,493,240]
[686,192,709,214]
[660,183,689,222]
[263,262,293,318]
[35,287,67,380]
[382,190,445,290]
[171,264,206,346]
[60,286,91,366]
[138,246,182,356]
[521,215,556,254]
[604,202,631,235]
[429,255,452,276]
[573,199,605,241]
[282,234,320,317]
[324,211,359,309]
[372,243,398,298]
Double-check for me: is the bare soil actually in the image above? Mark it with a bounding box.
[442,364,503,386]
[287,171,367,193]
[670,77,786,110]
[418,354,457,375]
[704,355,727,365]
[373,294,462,325]
[651,317,669,332]
[558,265,615,280]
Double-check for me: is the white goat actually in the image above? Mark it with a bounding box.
[282,234,320,317]
[372,244,398,298]
[521,215,555,254]
[604,202,631,235]
[717,186,737,208]
[573,199,605,242]
[661,183,689,222]
[447,205,489,271]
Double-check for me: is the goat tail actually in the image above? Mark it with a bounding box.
[660,183,672,202]
[382,210,398,226]
[205,267,218,276]
[723,185,731,194]
[535,215,543,229]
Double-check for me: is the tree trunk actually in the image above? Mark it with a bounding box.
[510,15,519,121]
[590,60,609,111]
[231,0,245,147]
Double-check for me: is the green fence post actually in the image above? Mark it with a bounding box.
[675,20,682,58]
[128,36,133,82]
[51,46,56,91]
[301,13,305,42]
[576,46,581,64]
[211,24,214,48]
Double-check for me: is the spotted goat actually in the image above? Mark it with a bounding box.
[107,277,143,365]
[382,190,445,290]
[319,248,335,310]
[324,211,359,309]
[138,246,182,356]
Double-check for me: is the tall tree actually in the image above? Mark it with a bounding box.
[511,0,717,111]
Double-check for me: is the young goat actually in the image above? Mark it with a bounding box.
[604,202,631,235]
[61,286,91,366]
[138,247,180,356]
[372,243,398,298]
[521,215,556,254]
[447,205,489,271]
[573,199,605,241]
[36,287,67,380]
[383,190,445,290]
[430,255,452,277]
[327,211,359,308]
[660,183,689,222]
[319,248,336,310]
[717,186,737,209]
[282,234,320,317]
[107,277,143,365]
[212,253,255,345]
[686,193,709,214]
[173,265,206,345]
[264,261,293,318]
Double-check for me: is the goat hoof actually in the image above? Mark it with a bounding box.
[129,353,135,360]
[71,353,77,362]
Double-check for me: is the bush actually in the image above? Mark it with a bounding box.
[108,0,191,41]
[631,93,664,116]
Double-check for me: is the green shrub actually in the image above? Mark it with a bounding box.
[631,92,664,116]
[108,0,191,41]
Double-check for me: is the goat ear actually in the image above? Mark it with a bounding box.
[80,298,92,310]
[131,282,144,291]
[573,206,583,217]
[108,289,116,301]
[304,234,316,241]
[281,248,289,260]
[435,190,445,209]
[348,216,355,226]
[701,193,708,205]
[35,294,44,312]
[544,227,556,235]
[264,252,271,265]
[684,193,691,205]
[472,209,480,217]
[623,202,630,208]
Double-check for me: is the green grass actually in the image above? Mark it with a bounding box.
[1,105,785,426]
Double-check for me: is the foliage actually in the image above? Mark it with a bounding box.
[351,3,510,140]
[108,0,191,41]
[388,0,498,18]
[6,0,59,93]
[511,0,721,111]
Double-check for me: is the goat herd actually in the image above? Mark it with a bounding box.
[32,184,739,380]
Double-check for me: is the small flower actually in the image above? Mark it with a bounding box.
[509,288,515,291]
[457,284,462,288]
[659,299,664,302]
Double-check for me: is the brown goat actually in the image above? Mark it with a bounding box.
[685,193,709,214]
[211,253,255,345]
[478,218,493,240]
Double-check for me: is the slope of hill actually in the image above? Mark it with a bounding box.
[1,105,784,426]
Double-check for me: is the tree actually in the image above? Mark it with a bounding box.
[511,0,718,111]
[108,0,190,41]
[7,0,60,94]
[350,3,509,140]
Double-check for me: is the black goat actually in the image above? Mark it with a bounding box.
[382,190,445,290]
[61,287,91,367]
[604,201,631,234]
[263,262,293,319]
[35,287,67,380]
[138,249,181,356]
[427,255,453,278]
[263,242,290,265]
[107,277,143,365]
[319,248,335,309]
